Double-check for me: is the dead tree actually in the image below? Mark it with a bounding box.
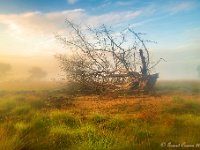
[56,19,161,94]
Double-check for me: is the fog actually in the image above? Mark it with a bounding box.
[197,65,200,78]
[0,62,12,78]
[0,52,199,82]
[0,54,61,82]
[1,44,200,82]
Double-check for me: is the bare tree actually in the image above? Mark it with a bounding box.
[56,19,161,94]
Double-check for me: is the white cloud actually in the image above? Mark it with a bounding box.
[0,9,85,35]
[67,0,77,4]
[0,9,141,56]
[168,1,195,13]
[87,10,141,27]
[0,8,141,35]
[115,1,133,6]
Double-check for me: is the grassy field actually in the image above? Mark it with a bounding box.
[0,81,200,150]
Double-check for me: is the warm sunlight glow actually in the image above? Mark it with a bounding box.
[0,1,200,149]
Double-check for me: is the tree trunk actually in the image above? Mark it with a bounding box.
[139,49,148,76]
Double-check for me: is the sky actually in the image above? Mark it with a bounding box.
[0,0,200,80]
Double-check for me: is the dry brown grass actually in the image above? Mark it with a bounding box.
[65,94,200,120]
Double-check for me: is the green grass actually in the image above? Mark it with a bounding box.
[0,81,200,149]
[91,113,108,124]
[105,116,125,130]
[50,110,81,128]
[164,96,200,115]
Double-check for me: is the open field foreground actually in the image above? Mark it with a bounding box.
[0,81,200,150]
